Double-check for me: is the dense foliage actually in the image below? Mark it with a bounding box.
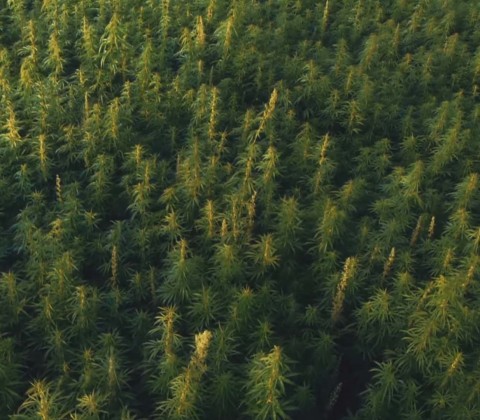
[0,0,479,418]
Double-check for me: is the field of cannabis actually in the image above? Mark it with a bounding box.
[0,0,479,418]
